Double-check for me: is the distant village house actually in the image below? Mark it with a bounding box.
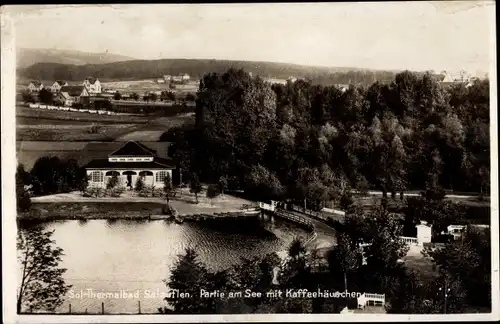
[83,77,102,94]
[439,71,475,88]
[55,85,89,106]
[51,80,69,93]
[163,73,190,83]
[28,81,44,93]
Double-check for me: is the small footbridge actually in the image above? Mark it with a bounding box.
[259,201,317,245]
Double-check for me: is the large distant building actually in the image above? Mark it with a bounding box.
[163,74,190,83]
[439,71,475,87]
[83,77,102,94]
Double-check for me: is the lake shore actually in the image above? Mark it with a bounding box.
[19,189,257,222]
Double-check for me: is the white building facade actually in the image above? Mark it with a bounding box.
[51,80,68,93]
[83,77,102,94]
[84,141,175,190]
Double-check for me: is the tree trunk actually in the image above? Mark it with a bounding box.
[344,272,348,292]
[304,198,307,211]
[17,292,22,314]
[195,193,198,204]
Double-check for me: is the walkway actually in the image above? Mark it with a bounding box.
[278,208,337,250]
[352,190,481,199]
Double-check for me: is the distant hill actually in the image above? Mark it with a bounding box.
[16,48,136,69]
[18,58,401,86]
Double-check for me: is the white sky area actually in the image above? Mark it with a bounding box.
[9,2,496,73]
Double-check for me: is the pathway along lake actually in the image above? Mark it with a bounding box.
[22,218,311,314]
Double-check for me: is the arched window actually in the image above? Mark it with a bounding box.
[90,171,103,183]
[156,171,167,183]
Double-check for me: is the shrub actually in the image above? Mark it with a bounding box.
[135,176,145,192]
[89,124,101,134]
[111,186,126,197]
[339,193,354,210]
[162,203,179,216]
[107,173,119,189]
[152,187,164,198]
[217,176,228,195]
[95,187,105,197]
[84,186,104,198]
[421,188,446,201]
[139,185,154,197]
[434,233,455,244]
[206,184,220,199]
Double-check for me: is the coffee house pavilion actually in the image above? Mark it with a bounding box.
[84,141,176,189]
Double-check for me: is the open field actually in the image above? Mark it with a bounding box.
[16,105,150,123]
[101,79,199,94]
[16,104,194,142]
[17,123,141,142]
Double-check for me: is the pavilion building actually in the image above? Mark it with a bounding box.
[84,141,176,189]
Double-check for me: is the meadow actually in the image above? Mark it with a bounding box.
[16,105,194,142]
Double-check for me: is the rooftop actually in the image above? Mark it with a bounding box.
[60,85,85,97]
[84,158,176,170]
[109,140,158,157]
[84,77,99,84]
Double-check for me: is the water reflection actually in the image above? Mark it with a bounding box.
[23,218,308,314]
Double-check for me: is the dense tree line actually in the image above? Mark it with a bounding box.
[163,198,491,314]
[16,157,88,198]
[163,68,489,208]
[20,60,402,86]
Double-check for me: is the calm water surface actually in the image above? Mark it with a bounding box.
[36,218,309,314]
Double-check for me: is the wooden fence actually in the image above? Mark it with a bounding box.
[65,301,143,314]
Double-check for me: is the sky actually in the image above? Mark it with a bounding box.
[8,1,496,73]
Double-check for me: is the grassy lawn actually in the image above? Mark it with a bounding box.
[22,187,254,221]
[22,201,166,220]
[354,195,491,224]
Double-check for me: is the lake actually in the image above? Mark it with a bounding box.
[26,218,310,314]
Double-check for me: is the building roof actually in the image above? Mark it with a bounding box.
[84,77,99,84]
[54,80,67,86]
[84,157,176,170]
[60,85,85,97]
[30,81,42,86]
[109,140,157,157]
[58,92,71,100]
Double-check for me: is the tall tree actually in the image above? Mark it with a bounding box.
[17,226,71,313]
[328,233,361,291]
[163,172,175,203]
[38,88,53,105]
[190,173,202,203]
[16,164,31,212]
[217,175,228,196]
[165,248,212,313]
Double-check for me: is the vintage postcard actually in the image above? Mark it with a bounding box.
[1,2,498,323]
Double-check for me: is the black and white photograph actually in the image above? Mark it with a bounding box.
[1,2,498,322]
